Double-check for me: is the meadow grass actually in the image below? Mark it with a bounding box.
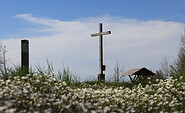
[0,63,185,113]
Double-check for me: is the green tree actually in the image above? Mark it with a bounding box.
[0,44,8,80]
[109,61,124,83]
[175,28,185,73]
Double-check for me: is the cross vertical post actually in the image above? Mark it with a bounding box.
[99,23,103,76]
[91,23,111,81]
[21,39,29,73]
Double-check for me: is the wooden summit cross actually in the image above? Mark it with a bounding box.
[91,23,111,81]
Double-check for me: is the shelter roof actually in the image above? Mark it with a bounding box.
[122,67,155,76]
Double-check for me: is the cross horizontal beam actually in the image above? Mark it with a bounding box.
[91,31,111,37]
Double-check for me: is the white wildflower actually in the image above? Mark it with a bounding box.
[180,76,183,79]
[22,76,28,80]
[5,108,16,113]
[62,82,67,86]
[104,106,110,112]
[0,106,8,111]
[156,79,159,82]
[36,79,40,83]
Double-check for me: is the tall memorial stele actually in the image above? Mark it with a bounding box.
[21,39,29,71]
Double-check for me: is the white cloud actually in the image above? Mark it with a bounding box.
[2,14,185,80]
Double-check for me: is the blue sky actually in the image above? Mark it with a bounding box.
[0,0,184,21]
[0,0,185,80]
[0,0,185,39]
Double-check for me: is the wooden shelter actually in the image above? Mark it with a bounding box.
[123,67,155,83]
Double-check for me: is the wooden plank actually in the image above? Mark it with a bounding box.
[91,31,111,37]
[129,75,134,83]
